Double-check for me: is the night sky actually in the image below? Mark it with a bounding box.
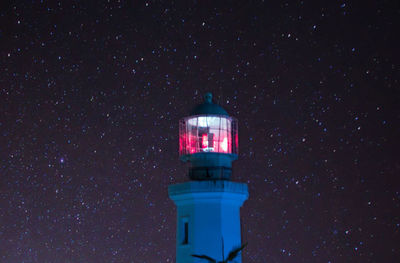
[0,1,399,262]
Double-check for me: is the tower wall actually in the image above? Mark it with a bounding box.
[169,181,248,263]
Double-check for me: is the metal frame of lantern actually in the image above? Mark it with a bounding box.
[179,114,238,180]
[179,114,238,157]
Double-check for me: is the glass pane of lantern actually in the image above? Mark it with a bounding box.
[179,115,237,156]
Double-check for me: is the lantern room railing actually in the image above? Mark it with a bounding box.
[179,115,238,156]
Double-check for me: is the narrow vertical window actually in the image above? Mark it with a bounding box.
[181,217,189,245]
[183,222,188,244]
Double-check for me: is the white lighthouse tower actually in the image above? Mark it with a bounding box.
[169,93,248,263]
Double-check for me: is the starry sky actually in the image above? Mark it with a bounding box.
[0,1,399,262]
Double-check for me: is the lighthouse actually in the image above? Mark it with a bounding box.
[169,93,248,263]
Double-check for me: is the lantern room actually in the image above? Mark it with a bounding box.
[179,93,238,180]
[179,115,238,155]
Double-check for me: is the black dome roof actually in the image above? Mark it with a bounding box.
[190,93,229,116]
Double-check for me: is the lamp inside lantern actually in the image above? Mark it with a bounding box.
[179,115,238,156]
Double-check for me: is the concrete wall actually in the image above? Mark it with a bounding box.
[169,181,248,263]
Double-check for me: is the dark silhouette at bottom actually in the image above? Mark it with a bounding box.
[191,239,247,263]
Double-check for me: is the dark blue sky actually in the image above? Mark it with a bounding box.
[0,1,399,262]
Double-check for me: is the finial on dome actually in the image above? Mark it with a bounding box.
[204,92,213,103]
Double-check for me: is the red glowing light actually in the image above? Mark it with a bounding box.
[179,116,238,156]
[201,134,208,148]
